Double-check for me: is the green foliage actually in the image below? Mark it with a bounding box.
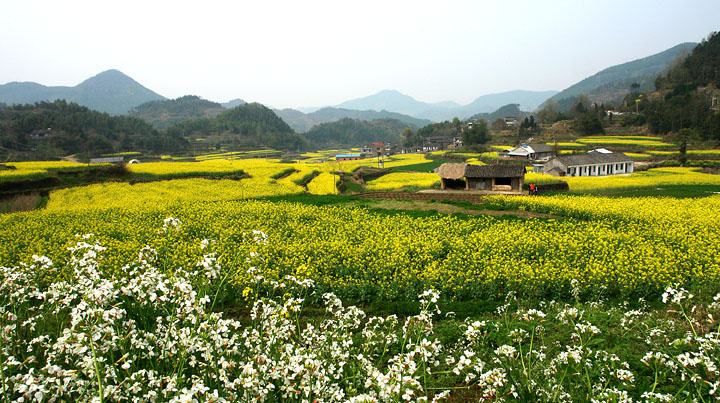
[0,100,187,159]
[404,121,457,147]
[129,95,225,129]
[536,100,569,123]
[166,103,307,150]
[574,113,604,135]
[642,32,720,141]
[462,120,489,146]
[303,118,408,148]
[657,32,720,90]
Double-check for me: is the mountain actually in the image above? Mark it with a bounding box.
[303,118,409,148]
[129,95,225,129]
[166,102,306,150]
[274,107,431,133]
[329,89,557,121]
[0,100,187,160]
[222,98,246,108]
[0,69,165,115]
[468,103,530,122]
[336,89,459,117]
[547,42,697,107]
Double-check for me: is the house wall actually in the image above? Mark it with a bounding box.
[567,161,634,176]
[467,178,492,190]
[542,159,568,176]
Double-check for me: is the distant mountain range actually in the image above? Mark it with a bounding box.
[328,89,557,122]
[273,107,431,133]
[547,42,697,107]
[0,70,165,115]
[0,39,698,134]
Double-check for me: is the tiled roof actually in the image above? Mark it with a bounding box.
[437,163,526,179]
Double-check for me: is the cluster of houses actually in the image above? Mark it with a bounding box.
[498,143,634,177]
[436,142,635,194]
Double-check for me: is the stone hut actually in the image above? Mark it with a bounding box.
[437,163,525,193]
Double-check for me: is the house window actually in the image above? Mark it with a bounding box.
[495,177,512,186]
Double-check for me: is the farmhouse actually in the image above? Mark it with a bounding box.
[423,136,462,151]
[542,152,634,176]
[503,117,519,127]
[437,163,525,193]
[335,153,363,161]
[504,143,556,161]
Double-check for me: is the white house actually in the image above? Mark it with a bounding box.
[505,143,556,161]
[542,153,634,177]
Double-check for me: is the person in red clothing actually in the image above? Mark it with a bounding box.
[529,183,536,195]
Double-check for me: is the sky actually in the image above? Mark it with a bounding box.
[1,0,718,109]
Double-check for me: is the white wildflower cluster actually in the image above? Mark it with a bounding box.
[5,229,720,401]
[662,285,693,305]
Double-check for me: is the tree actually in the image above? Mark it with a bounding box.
[452,117,462,133]
[401,127,413,143]
[462,120,489,147]
[574,113,604,135]
[676,128,699,166]
[537,101,560,124]
[491,118,506,131]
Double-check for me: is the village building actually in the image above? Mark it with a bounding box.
[335,153,363,161]
[503,117,519,128]
[422,136,462,151]
[504,143,556,161]
[29,128,52,140]
[437,163,525,193]
[541,152,634,176]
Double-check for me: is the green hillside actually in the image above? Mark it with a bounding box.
[549,43,696,107]
[0,100,187,160]
[166,102,306,150]
[129,95,225,129]
[303,118,411,147]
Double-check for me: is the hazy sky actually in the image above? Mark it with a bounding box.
[1,0,718,108]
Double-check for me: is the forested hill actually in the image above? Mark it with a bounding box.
[129,95,226,129]
[656,33,720,90]
[468,103,529,122]
[0,100,187,160]
[641,31,720,140]
[166,102,307,150]
[547,42,696,108]
[303,118,410,148]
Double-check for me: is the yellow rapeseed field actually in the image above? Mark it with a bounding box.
[365,172,439,191]
[527,167,720,193]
